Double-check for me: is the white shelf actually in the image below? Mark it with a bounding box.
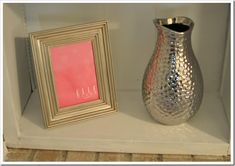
[3,4,231,156]
[11,90,229,155]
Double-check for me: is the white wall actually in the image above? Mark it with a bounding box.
[220,22,230,124]
[24,3,229,93]
[3,3,31,146]
[3,4,32,115]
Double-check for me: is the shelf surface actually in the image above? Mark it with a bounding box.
[16,90,230,155]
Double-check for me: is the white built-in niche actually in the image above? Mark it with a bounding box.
[3,3,231,155]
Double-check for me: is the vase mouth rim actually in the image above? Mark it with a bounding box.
[154,16,194,34]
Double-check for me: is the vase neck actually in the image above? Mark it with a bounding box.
[154,16,194,37]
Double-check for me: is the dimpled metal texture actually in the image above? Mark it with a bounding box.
[142,17,203,125]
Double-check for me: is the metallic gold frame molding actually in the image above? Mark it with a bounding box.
[30,20,117,128]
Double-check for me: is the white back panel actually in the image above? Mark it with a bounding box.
[25,3,229,93]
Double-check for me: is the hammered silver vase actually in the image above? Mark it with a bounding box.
[142,16,203,125]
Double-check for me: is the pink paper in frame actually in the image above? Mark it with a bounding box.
[50,41,99,109]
